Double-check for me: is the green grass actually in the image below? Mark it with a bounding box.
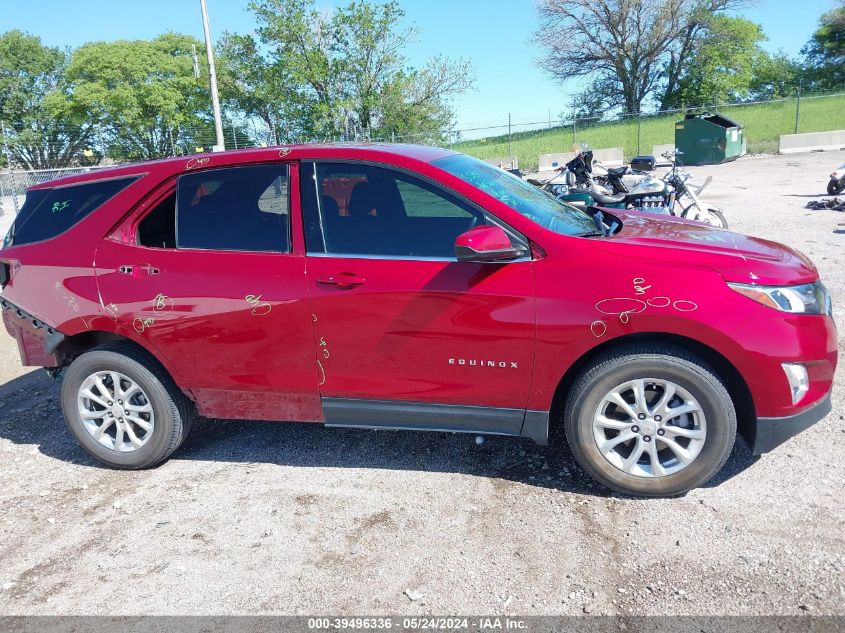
[453,93,845,172]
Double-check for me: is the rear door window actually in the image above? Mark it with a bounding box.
[7,176,139,246]
[176,164,290,252]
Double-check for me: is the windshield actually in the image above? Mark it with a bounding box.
[432,154,599,236]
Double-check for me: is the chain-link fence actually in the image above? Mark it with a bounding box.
[449,91,845,171]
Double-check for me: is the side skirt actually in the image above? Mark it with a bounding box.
[323,398,549,446]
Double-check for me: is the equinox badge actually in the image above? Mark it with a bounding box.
[449,358,518,369]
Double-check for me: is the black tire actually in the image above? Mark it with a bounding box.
[564,344,736,497]
[705,208,728,229]
[828,179,845,195]
[60,343,194,469]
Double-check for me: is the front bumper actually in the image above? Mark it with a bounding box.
[747,392,832,454]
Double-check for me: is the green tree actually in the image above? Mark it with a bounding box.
[219,0,473,143]
[0,30,94,169]
[65,33,211,160]
[748,51,800,100]
[666,16,767,108]
[801,2,845,91]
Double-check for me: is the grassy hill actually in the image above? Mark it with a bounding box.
[453,93,845,172]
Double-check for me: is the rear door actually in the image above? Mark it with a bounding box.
[95,162,320,422]
[301,160,536,435]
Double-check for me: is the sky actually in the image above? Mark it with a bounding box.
[1,0,838,133]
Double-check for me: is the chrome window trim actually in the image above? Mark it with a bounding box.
[300,158,530,255]
[305,251,531,263]
[174,163,292,253]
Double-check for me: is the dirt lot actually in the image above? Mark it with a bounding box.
[0,151,843,616]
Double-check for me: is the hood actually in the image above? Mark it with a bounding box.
[596,210,818,285]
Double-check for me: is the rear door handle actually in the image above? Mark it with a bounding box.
[118,264,160,276]
[317,273,367,289]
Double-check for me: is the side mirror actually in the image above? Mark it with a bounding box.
[454,225,525,263]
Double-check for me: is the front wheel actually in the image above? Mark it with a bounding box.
[828,179,845,195]
[703,208,728,229]
[564,344,736,497]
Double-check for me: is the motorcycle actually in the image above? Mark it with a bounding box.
[562,148,675,210]
[661,149,728,228]
[828,164,845,195]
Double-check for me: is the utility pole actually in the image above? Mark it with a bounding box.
[200,0,225,152]
[507,113,512,157]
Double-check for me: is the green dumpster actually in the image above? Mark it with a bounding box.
[674,113,744,165]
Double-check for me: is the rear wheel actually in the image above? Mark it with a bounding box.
[61,344,193,469]
[828,179,844,195]
[564,344,736,497]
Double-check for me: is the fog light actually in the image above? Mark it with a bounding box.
[782,363,809,405]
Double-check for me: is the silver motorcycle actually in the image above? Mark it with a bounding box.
[661,149,728,228]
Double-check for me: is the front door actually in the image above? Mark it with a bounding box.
[95,162,320,422]
[301,161,535,435]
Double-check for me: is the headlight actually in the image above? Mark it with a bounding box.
[728,281,832,315]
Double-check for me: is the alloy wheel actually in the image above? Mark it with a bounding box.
[592,378,707,477]
[77,370,155,452]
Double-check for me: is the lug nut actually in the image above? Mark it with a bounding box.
[643,435,652,442]
[108,413,113,417]
[637,413,646,420]
[118,400,123,405]
[108,401,113,406]
[654,415,662,422]
[657,429,665,436]
[632,426,640,433]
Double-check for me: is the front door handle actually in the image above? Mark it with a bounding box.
[317,273,367,289]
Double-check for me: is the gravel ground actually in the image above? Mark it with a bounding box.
[0,151,843,616]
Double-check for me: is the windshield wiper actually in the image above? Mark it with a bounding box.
[576,230,606,238]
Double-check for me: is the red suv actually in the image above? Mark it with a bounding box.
[0,145,836,496]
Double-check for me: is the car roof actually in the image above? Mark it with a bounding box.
[28,143,460,190]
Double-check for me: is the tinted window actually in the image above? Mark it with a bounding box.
[138,192,176,248]
[176,164,289,252]
[302,162,484,258]
[7,176,138,246]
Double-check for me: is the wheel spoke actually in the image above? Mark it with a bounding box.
[594,415,632,431]
[609,392,639,420]
[80,408,106,419]
[652,383,676,419]
[81,389,109,409]
[621,437,645,472]
[632,379,648,414]
[114,422,125,449]
[663,402,700,423]
[123,423,144,448]
[598,430,637,454]
[110,372,124,399]
[125,414,152,432]
[122,382,143,400]
[663,425,705,440]
[658,436,693,466]
[93,417,114,439]
[125,402,152,415]
[646,440,666,476]
[92,376,112,402]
